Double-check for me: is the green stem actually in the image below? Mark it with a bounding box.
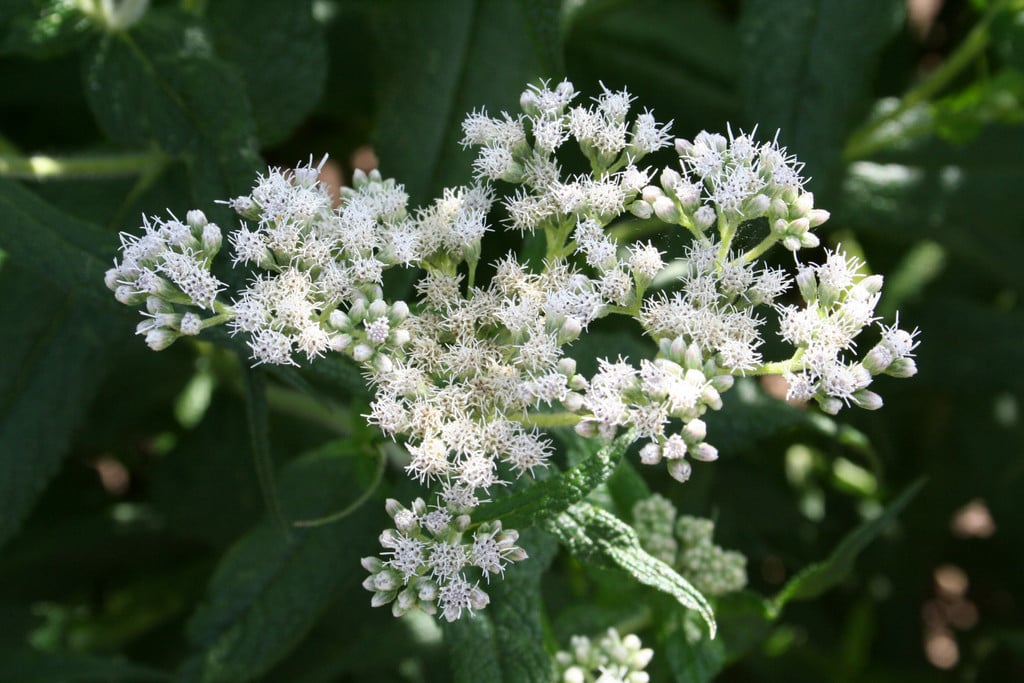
[513,411,583,429]
[0,149,166,181]
[749,350,805,377]
[736,234,780,265]
[844,0,1010,160]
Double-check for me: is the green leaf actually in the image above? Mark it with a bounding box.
[516,0,565,75]
[206,0,326,146]
[183,439,381,682]
[770,478,926,615]
[473,430,634,529]
[0,183,125,548]
[446,528,557,683]
[662,591,775,683]
[83,8,261,215]
[838,125,1024,291]
[565,0,738,132]
[0,179,117,307]
[371,0,544,204]
[739,0,905,199]
[0,0,94,59]
[932,69,1024,143]
[546,501,716,637]
[0,651,173,683]
[241,366,288,537]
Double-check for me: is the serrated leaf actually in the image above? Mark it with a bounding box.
[473,430,634,529]
[0,182,125,548]
[739,0,905,199]
[770,478,925,615]
[446,528,557,683]
[0,651,173,683]
[371,0,544,204]
[183,439,380,682]
[546,501,716,637]
[83,8,261,216]
[0,179,117,307]
[206,0,326,145]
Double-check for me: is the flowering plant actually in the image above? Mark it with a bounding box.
[3,1,1020,680]
[107,78,918,629]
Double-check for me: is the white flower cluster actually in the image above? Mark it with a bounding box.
[555,628,654,683]
[106,78,918,622]
[361,498,526,621]
[104,209,226,351]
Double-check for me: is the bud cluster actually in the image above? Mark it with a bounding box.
[632,495,747,597]
[555,628,654,683]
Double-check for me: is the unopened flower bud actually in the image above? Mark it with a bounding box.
[353,344,374,362]
[886,357,917,378]
[628,200,653,219]
[660,167,682,193]
[641,185,663,203]
[329,310,351,330]
[674,138,693,156]
[682,418,707,444]
[693,205,716,231]
[639,442,662,465]
[796,265,817,303]
[331,334,352,352]
[201,223,222,255]
[689,442,718,462]
[145,328,177,351]
[852,390,884,410]
[710,373,734,392]
[743,193,771,216]
[563,392,584,412]
[792,192,815,217]
[799,232,820,248]
[769,197,789,218]
[652,195,680,223]
[368,299,388,319]
[668,459,692,483]
[807,208,830,228]
[818,396,843,415]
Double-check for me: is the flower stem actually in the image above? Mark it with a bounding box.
[844,0,1010,160]
[0,149,167,181]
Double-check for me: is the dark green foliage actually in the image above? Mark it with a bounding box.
[1,1,1022,681]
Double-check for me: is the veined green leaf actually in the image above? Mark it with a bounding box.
[473,430,634,529]
[371,0,544,204]
[0,181,125,548]
[739,0,905,199]
[770,478,926,615]
[546,501,716,637]
[182,439,380,682]
[446,527,557,683]
[206,0,326,146]
[83,8,261,217]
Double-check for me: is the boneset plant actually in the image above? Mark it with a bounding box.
[106,80,918,631]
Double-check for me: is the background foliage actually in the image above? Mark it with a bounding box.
[1,0,1022,680]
